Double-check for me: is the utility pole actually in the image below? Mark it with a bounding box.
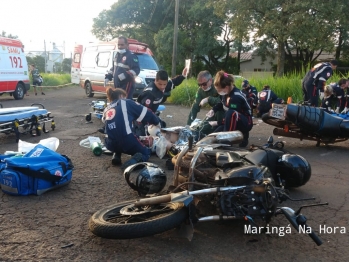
[44,40,47,73]
[171,0,179,77]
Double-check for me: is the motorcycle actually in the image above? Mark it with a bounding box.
[88,132,327,245]
[262,103,349,146]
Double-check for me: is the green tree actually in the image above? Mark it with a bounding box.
[26,56,45,73]
[62,58,72,73]
[92,0,243,75]
[1,31,18,39]
[212,0,342,76]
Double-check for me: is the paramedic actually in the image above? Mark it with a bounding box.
[103,87,160,169]
[207,71,253,147]
[112,36,140,99]
[257,85,284,117]
[302,60,338,106]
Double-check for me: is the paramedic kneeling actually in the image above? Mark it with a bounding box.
[207,71,253,147]
[103,87,161,170]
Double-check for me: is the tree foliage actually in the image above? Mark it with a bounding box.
[91,0,349,77]
[62,58,72,73]
[211,0,349,76]
[92,0,241,75]
[26,56,45,73]
[1,31,18,39]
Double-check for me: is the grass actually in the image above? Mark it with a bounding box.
[168,72,348,106]
[30,73,71,87]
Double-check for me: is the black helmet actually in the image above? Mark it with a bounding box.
[275,154,311,187]
[124,162,167,196]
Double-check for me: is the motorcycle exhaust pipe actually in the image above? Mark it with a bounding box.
[198,215,237,222]
[273,128,317,141]
[134,194,172,207]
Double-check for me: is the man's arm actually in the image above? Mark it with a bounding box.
[187,89,205,125]
[317,68,333,91]
[164,75,185,93]
[128,54,140,78]
[138,91,155,111]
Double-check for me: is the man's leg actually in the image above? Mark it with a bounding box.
[124,82,135,99]
[302,84,309,102]
[39,83,45,95]
[120,134,151,170]
[305,84,318,106]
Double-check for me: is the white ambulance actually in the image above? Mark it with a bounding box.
[71,38,158,98]
[0,36,30,100]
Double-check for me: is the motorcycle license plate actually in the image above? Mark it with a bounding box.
[269,104,286,119]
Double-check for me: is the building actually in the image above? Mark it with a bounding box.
[231,50,337,78]
[230,50,276,79]
[25,42,64,73]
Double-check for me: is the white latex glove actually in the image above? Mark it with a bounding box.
[206,109,214,118]
[182,67,188,78]
[199,97,208,106]
[118,73,126,81]
[335,107,340,114]
[329,109,335,113]
[341,107,348,114]
[319,92,324,100]
[208,121,218,127]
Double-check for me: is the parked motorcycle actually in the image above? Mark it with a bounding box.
[262,103,349,146]
[89,132,326,245]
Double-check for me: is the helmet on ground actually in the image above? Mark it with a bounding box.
[275,154,311,187]
[124,162,167,196]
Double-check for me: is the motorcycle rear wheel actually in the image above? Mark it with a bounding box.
[89,200,188,239]
[262,114,297,129]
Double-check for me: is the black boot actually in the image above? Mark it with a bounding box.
[239,132,249,147]
[121,152,143,170]
[98,126,106,134]
[112,153,122,166]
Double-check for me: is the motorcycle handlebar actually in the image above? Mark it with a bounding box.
[279,207,322,246]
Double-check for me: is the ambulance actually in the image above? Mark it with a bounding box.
[71,38,159,98]
[0,36,30,100]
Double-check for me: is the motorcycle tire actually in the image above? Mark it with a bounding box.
[261,113,297,129]
[89,200,188,239]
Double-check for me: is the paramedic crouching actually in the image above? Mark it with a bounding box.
[103,87,161,170]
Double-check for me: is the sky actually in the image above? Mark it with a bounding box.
[1,0,117,58]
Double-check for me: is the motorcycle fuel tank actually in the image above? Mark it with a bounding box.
[215,165,272,186]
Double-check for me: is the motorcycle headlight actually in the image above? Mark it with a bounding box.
[135,76,143,84]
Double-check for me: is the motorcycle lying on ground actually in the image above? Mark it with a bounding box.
[89,131,327,245]
[262,103,349,146]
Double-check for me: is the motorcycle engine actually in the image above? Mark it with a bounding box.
[218,181,278,221]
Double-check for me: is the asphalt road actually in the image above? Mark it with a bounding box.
[0,86,349,261]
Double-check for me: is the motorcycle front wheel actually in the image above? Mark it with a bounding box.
[89,200,188,239]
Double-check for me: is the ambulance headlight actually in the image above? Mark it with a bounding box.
[135,76,143,84]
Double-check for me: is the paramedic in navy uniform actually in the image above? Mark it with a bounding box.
[103,87,161,169]
[302,60,338,106]
[206,71,253,147]
[112,36,140,99]
[137,68,187,114]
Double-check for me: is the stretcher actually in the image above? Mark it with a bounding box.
[0,103,55,143]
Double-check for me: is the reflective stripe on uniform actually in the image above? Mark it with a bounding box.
[129,70,136,76]
[234,91,252,115]
[153,98,163,104]
[136,106,148,122]
[121,100,132,134]
[117,63,130,69]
